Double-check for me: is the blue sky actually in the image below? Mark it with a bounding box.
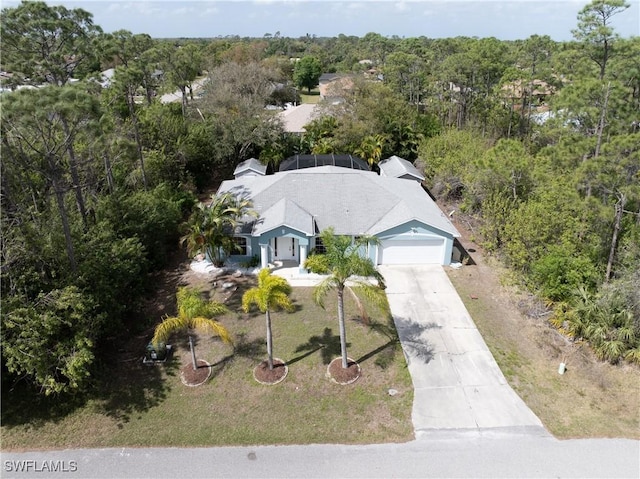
[5,1,640,40]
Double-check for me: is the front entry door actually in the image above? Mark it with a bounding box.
[272,237,297,261]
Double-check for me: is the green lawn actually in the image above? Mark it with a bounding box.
[1,287,413,450]
[300,89,321,104]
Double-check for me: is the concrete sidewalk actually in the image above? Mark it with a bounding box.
[378,265,546,438]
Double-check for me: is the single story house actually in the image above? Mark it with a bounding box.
[217,160,460,272]
[277,103,319,133]
[501,78,555,107]
[318,73,354,103]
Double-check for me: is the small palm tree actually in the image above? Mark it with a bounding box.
[311,136,336,154]
[355,134,387,170]
[153,287,233,370]
[304,227,386,369]
[180,202,209,258]
[242,269,295,370]
[181,192,256,266]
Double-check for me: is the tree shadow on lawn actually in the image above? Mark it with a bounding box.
[99,330,258,424]
[355,340,397,365]
[97,352,179,427]
[168,333,239,381]
[0,377,90,429]
[98,328,268,424]
[291,327,345,365]
[232,333,267,362]
[99,328,239,426]
[0,347,177,430]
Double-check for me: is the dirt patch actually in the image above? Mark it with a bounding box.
[253,359,288,385]
[327,358,361,385]
[180,359,211,387]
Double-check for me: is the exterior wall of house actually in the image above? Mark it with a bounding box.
[245,228,313,270]
[227,223,454,267]
[228,229,311,261]
[374,220,455,265]
[221,234,257,266]
[258,227,311,247]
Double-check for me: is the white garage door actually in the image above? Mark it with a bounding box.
[378,238,444,265]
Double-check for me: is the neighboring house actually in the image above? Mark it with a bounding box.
[97,68,115,88]
[378,155,425,182]
[277,103,319,133]
[364,68,383,81]
[216,163,460,271]
[318,73,354,102]
[501,79,555,108]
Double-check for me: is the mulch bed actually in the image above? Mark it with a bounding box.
[180,359,211,387]
[327,357,361,385]
[253,358,288,385]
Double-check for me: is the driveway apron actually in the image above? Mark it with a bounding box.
[378,265,546,438]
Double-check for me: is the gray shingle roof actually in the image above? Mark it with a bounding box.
[233,158,267,177]
[277,104,318,133]
[253,198,314,235]
[378,155,425,181]
[319,73,344,83]
[217,166,459,238]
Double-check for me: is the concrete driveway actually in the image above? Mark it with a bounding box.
[378,265,546,438]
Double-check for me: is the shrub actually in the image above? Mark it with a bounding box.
[531,248,599,302]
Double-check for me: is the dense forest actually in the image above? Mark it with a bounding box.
[1,0,638,399]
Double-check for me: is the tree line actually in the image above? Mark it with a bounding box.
[1,0,638,398]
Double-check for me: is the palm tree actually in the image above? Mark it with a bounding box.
[180,202,209,258]
[311,136,336,154]
[153,287,233,370]
[304,227,386,369]
[355,134,386,170]
[242,269,295,370]
[181,192,256,266]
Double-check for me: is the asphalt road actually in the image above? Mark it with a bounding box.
[2,432,639,479]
